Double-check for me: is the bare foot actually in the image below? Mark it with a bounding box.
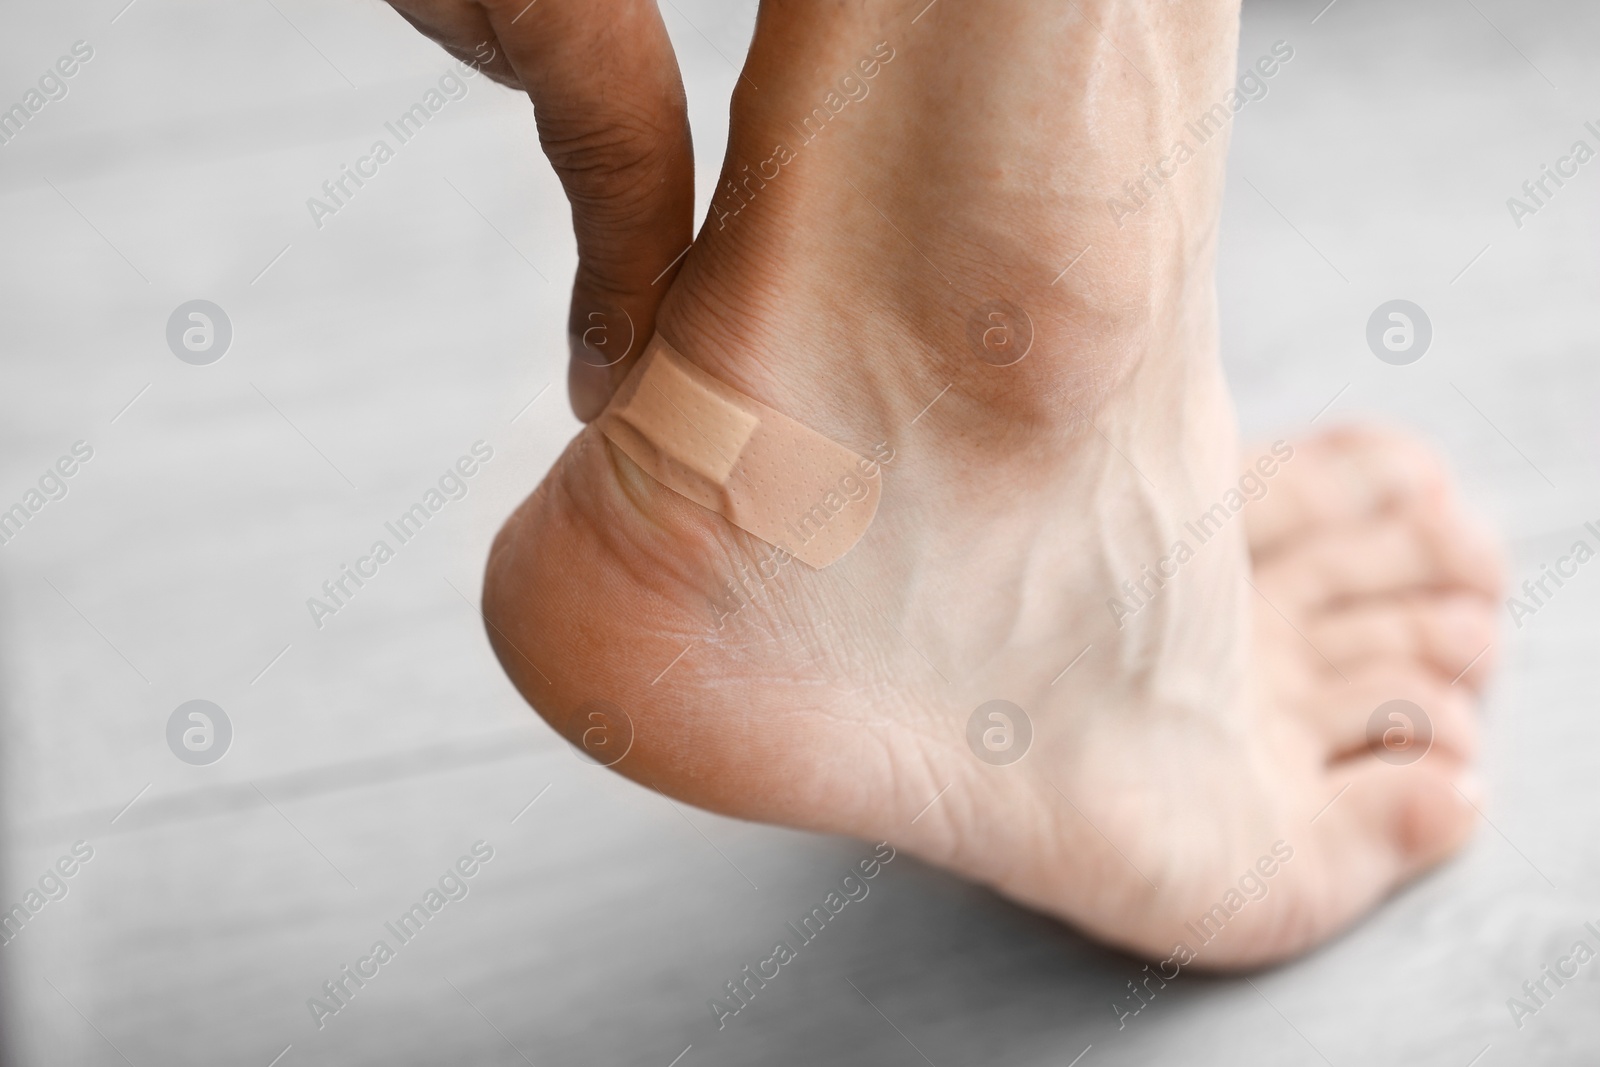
[481,0,1504,965]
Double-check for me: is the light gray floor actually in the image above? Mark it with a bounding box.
[2,0,1597,1064]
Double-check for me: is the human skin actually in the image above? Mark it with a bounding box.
[394,0,1504,966]
[385,0,695,417]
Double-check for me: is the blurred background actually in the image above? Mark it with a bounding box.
[2,0,1598,1063]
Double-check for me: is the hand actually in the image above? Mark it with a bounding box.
[386,0,695,420]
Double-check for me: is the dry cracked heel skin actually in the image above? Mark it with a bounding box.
[597,335,883,568]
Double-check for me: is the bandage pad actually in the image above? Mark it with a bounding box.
[598,336,882,568]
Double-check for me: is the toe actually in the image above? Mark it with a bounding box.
[1246,426,1456,558]
[1304,593,1499,689]
[1311,756,1479,909]
[1253,501,1504,613]
[1178,756,1479,968]
[1291,664,1480,764]
[1239,759,1476,965]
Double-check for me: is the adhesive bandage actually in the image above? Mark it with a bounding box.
[598,336,884,568]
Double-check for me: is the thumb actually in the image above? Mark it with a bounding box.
[484,0,695,421]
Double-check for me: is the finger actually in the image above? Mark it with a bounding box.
[483,0,695,421]
[383,1,521,87]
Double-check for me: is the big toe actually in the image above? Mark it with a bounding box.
[1301,758,1477,937]
[1199,759,1479,968]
